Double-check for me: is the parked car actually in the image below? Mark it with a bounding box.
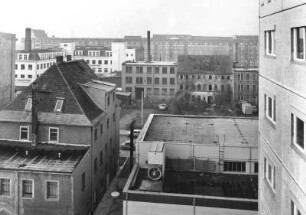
[120,140,134,150]
[158,103,167,110]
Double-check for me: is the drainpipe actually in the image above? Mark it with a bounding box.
[16,171,20,215]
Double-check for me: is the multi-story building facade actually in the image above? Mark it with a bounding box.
[124,114,258,215]
[0,32,15,108]
[177,55,233,104]
[73,43,135,74]
[0,59,119,214]
[122,61,177,100]
[233,35,259,69]
[234,68,259,105]
[259,1,306,215]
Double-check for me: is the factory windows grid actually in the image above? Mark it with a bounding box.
[224,161,246,172]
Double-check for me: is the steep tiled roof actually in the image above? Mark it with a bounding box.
[5,60,103,122]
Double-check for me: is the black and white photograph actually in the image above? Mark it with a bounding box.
[0,0,305,214]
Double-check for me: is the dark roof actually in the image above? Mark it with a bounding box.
[5,60,103,122]
[177,55,233,75]
[0,140,89,173]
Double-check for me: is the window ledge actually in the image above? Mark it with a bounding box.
[290,59,306,66]
[264,178,276,197]
[264,54,276,59]
[290,143,306,162]
[265,115,276,129]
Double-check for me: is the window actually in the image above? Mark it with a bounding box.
[162,78,167,85]
[98,60,102,65]
[21,74,25,78]
[253,85,256,92]
[136,77,143,84]
[49,127,59,143]
[94,157,97,174]
[265,30,275,55]
[292,27,306,60]
[154,78,159,85]
[209,75,212,80]
[126,66,132,73]
[162,88,167,95]
[221,85,225,92]
[209,85,212,91]
[113,112,115,122]
[169,88,175,95]
[107,118,109,128]
[28,75,32,79]
[126,87,132,92]
[0,178,10,196]
[81,172,86,191]
[136,66,143,73]
[264,94,276,123]
[170,67,175,74]
[107,95,110,105]
[125,77,132,84]
[147,67,152,74]
[94,128,98,141]
[21,64,25,70]
[224,161,246,172]
[291,113,305,150]
[162,67,167,74]
[170,78,175,85]
[264,157,276,190]
[154,88,159,95]
[246,85,250,91]
[20,126,29,141]
[100,151,103,165]
[15,64,18,70]
[147,77,152,84]
[254,162,258,173]
[291,200,303,215]
[54,99,64,112]
[25,98,32,111]
[104,60,108,65]
[154,67,159,74]
[92,60,96,64]
[28,64,32,70]
[22,180,33,198]
[46,181,59,200]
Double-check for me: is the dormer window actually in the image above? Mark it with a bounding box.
[25,98,32,111]
[54,99,64,112]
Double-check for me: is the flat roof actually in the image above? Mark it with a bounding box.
[124,61,177,66]
[0,140,89,173]
[143,115,258,147]
[133,168,258,200]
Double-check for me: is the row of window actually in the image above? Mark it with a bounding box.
[0,178,59,200]
[179,74,231,80]
[20,126,59,143]
[92,67,112,73]
[264,93,305,152]
[86,59,112,65]
[74,50,112,57]
[237,84,257,92]
[147,88,176,96]
[180,84,230,92]
[224,161,258,173]
[237,95,258,103]
[15,62,55,70]
[126,77,176,85]
[265,26,306,61]
[126,66,176,74]
[15,74,33,79]
[236,73,257,81]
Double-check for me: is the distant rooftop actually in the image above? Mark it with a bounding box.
[18,48,62,54]
[133,168,258,200]
[142,115,258,147]
[234,68,259,72]
[0,140,88,173]
[124,61,177,66]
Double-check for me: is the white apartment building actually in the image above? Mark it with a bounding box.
[15,49,64,87]
[73,42,135,75]
[259,1,306,215]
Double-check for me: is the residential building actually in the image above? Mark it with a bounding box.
[122,61,178,100]
[233,35,259,69]
[259,1,306,215]
[177,55,233,104]
[234,68,259,105]
[123,114,258,215]
[0,59,119,214]
[15,28,64,88]
[0,32,15,108]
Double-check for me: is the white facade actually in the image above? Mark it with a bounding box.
[15,51,64,87]
[60,42,76,56]
[111,42,135,71]
[259,1,306,215]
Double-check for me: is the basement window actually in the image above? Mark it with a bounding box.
[25,98,32,111]
[54,99,64,112]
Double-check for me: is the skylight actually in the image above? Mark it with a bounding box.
[54,99,64,112]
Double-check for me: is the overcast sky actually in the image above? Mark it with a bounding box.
[2,0,259,38]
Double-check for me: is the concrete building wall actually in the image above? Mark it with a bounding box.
[0,32,15,108]
[259,1,306,215]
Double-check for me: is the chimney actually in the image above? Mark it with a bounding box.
[25,28,32,52]
[31,82,38,147]
[56,56,64,63]
[147,31,151,62]
[67,55,72,62]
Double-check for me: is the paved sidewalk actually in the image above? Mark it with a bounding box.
[93,165,124,215]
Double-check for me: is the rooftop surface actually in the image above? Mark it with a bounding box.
[143,115,258,146]
[133,168,258,199]
[0,140,88,173]
[124,61,177,66]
